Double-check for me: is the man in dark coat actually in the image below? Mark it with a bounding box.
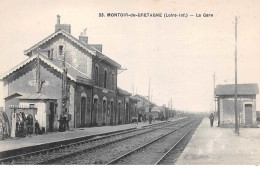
[209,113,214,127]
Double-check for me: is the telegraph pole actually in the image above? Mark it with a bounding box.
[132,84,134,96]
[36,43,41,93]
[171,100,173,117]
[234,16,239,134]
[148,77,151,101]
[59,51,71,132]
[213,73,216,115]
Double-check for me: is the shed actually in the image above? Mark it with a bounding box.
[5,92,58,132]
[215,83,259,127]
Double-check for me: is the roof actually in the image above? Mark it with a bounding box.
[129,96,140,102]
[133,94,155,105]
[24,29,121,68]
[18,93,56,100]
[0,53,94,86]
[215,83,259,96]
[117,87,131,96]
[4,92,23,101]
[151,106,162,112]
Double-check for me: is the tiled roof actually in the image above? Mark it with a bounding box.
[24,29,121,68]
[215,83,259,95]
[117,87,131,96]
[18,93,56,100]
[4,92,23,100]
[0,53,94,86]
[129,96,140,102]
[133,94,155,105]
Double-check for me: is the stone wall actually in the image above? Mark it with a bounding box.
[218,95,257,126]
[33,34,93,79]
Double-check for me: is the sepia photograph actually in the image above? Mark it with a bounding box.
[0,0,260,177]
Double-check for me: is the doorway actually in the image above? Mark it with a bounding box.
[80,97,86,127]
[118,102,121,124]
[49,102,55,132]
[110,101,114,125]
[245,104,253,125]
[93,98,98,124]
[103,99,107,124]
[125,103,129,123]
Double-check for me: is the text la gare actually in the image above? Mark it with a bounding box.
[196,13,213,17]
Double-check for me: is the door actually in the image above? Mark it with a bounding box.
[245,104,253,125]
[118,102,121,124]
[93,99,98,124]
[103,100,107,124]
[110,101,114,125]
[81,97,86,127]
[125,103,129,123]
[49,102,55,132]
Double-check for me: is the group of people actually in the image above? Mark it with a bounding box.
[0,110,42,140]
[137,113,166,124]
[0,111,9,140]
[15,112,42,137]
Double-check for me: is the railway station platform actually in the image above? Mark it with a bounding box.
[175,117,260,165]
[0,117,184,154]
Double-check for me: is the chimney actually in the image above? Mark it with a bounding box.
[79,28,88,44]
[55,15,71,34]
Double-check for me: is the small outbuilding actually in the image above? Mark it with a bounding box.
[215,83,259,127]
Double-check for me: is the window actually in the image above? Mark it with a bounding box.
[95,66,99,85]
[47,50,51,58]
[58,45,64,55]
[50,49,54,59]
[104,70,107,88]
[111,73,115,90]
[29,104,35,108]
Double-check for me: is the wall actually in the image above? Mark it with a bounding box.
[92,87,116,125]
[93,58,117,91]
[3,60,78,130]
[116,94,125,124]
[74,84,92,128]
[33,34,93,79]
[219,95,257,126]
[19,101,47,130]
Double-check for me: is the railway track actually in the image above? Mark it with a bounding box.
[38,118,190,165]
[0,118,187,164]
[155,119,201,165]
[107,118,201,165]
[52,118,195,165]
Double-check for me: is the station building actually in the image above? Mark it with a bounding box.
[134,94,155,118]
[215,83,259,127]
[0,16,136,132]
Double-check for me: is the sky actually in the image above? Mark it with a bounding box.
[1,0,260,112]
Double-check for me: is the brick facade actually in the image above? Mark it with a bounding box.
[1,17,139,133]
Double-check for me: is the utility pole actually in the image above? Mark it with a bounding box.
[171,98,172,117]
[132,83,134,96]
[151,89,153,102]
[148,77,151,101]
[213,73,216,115]
[59,51,71,132]
[36,43,41,93]
[234,16,239,135]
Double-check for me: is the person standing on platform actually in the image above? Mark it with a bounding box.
[209,113,214,127]
[149,114,153,124]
